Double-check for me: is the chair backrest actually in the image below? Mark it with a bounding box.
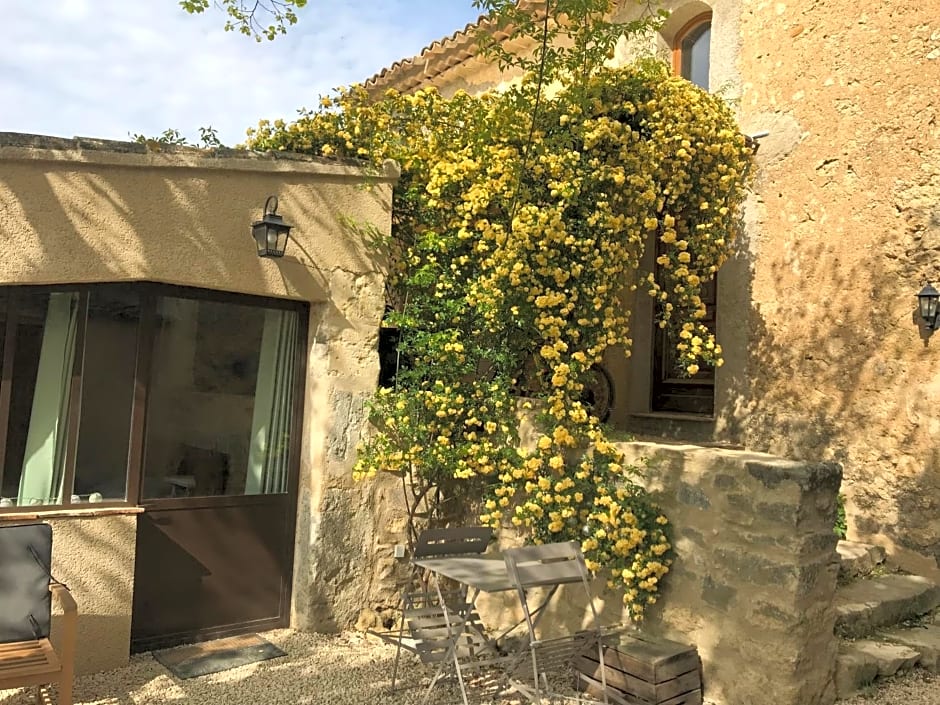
[413,526,493,559]
[503,541,601,636]
[503,541,589,588]
[0,523,53,643]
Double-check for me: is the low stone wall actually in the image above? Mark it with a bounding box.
[354,438,842,705]
[615,442,843,705]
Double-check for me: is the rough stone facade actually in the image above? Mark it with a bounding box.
[366,0,940,580]
[618,442,842,705]
[468,441,842,705]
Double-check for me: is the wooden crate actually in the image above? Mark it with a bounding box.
[575,633,702,705]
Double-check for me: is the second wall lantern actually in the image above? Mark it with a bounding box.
[917,283,940,330]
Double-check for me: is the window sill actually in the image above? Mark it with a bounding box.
[0,505,145,521]
[628,412,715,423]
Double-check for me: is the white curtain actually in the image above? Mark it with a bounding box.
[246,309,299,495]
[18,292,80,506]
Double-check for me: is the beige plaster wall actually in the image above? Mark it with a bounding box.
[44,513,137,675]
[0,134,396,658]
[0,135,394,301]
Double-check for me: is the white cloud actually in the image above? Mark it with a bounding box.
[0,1,481,146]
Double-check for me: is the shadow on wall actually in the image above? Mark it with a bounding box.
[739,211,940,576]
[0,144,392,303]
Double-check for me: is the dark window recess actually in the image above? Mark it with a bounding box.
[378,327,412,388]
[651,258,717,416]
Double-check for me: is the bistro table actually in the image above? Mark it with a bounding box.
[412,554,516,593]
[410,551,594,703]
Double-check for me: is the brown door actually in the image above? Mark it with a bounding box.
[129,291,305,652]
[131,495,296,651]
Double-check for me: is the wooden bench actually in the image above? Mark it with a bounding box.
[0,582,77,705]
[575,632,702,705]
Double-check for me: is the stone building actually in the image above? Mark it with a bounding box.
[366,0,940,582]
[0,134,396,672]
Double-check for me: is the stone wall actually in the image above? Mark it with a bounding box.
[616,442,843,705]
[732,0,940,582]
[452,440,843,705]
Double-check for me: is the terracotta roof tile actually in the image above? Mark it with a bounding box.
[363,1,545,94]
[363,15,490,94]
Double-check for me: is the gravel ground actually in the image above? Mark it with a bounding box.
[0,629,591,705]
[839,669,940,705]
[2,630,937,705]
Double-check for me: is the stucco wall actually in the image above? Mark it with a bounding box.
[0,134,396,659]
[376,0,940,578]
[45,513,137,675]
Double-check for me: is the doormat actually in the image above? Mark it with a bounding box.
[153,634,287,679]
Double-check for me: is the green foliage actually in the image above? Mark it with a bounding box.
[244,0,753,619]
[130,126,225,149]
[473,0,668,81]
[179,0,307,41]
[835,493,847,539]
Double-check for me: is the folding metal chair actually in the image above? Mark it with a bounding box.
[372,526,496,700]
[503,541,610,704]
[404,583,509,705]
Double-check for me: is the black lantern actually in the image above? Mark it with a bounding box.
[917,283,940,330]
[252,196,293,258]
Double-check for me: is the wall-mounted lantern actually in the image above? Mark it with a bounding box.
[917,283,940,330]
[252,196,293,258]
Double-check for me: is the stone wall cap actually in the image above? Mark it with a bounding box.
[0,131,401,182]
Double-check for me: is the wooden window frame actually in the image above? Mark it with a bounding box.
[671,11,713,78]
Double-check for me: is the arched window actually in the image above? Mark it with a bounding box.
[672,12,712,90]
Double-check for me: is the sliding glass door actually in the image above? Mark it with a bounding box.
[0,282,307,650]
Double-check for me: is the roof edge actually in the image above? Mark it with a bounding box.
[0,132,399,180]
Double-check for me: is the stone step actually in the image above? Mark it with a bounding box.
[834,574,940,638]
[837,540,887,580]
[882,624,940,672]
[835,639,921,699]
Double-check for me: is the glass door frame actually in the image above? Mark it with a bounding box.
[0,282,309,515]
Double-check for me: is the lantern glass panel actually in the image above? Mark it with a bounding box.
[918,285,940,328]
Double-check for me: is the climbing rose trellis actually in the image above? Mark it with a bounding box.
[246,56,752,618]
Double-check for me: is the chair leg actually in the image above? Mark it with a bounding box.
[390,603,406,691]
[529,647,543,705]
[596,639,609,705]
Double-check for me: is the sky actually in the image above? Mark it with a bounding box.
[1,1,484,147]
